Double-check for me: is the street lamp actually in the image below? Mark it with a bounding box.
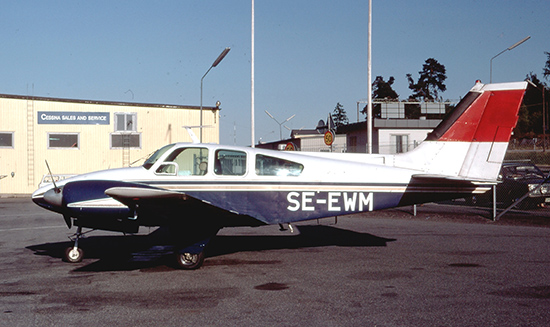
[200,47,231,142]
[490,36,530,83]
[526,79,547,151]
[265,110,295,140]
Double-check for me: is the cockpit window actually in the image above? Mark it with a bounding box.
[156,147,209,176]
[143,144,175,170]
[255,154,303,176]
[214,150,247,176]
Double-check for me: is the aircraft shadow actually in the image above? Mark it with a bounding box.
[26,225,395,272]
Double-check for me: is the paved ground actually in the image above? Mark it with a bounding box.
[1,198,549,326]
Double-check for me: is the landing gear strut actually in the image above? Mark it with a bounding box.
[64,226,84,263]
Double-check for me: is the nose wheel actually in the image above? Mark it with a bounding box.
[64,246,84,263]
[64,226,84,263]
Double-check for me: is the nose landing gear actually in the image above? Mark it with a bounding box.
[64,226,84,263]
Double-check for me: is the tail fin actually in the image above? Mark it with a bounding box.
[397,81,527,181]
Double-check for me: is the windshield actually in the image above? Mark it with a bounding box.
[143,144,175,170]
[502,164,545,179]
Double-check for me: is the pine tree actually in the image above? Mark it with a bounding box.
[372,76,399,99]
[331,103,349,129]
[543,51,550,81]
[407,58,447,101]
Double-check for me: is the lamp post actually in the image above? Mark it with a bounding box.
[527,79,547,151]
[265,110,295,140]
[367,0,372,154]
[490,36,530,83]
[200,47,230,143]
[251,0,255,147]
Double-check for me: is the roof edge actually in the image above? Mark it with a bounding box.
[0,93,218,110]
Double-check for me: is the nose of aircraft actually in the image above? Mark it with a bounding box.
[43,188,63,207]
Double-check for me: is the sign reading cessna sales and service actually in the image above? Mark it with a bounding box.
[38,111,110,125]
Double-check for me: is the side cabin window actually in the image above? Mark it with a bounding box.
[156,147,209,176]
[214,150,246,176]
[255,154,303,176]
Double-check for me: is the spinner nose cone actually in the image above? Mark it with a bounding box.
[43,188,63,208]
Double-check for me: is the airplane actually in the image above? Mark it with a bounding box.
[32,81,527,269]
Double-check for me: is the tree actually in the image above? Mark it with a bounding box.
[544,51,550,81]
[407,58,447,101]
[515,73,546,137]
[331,102,349,129]
[372,76,399,100]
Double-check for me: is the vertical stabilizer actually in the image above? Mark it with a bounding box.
[397,81,527,181]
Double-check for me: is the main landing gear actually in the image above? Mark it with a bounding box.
[174,251,205,270]
[172,234,214,270]
[64,226,84,263]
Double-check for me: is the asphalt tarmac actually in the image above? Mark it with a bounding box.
[1,197,549,326]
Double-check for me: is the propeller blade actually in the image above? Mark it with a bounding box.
[45,160,59,193]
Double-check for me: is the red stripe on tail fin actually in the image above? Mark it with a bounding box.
[429,82,527,143]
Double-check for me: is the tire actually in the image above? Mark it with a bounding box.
[174,251,205,270]
[64,247,84,263]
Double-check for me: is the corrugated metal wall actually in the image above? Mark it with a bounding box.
[0,96,219,194]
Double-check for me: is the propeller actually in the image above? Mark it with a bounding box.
[44,161,72,228]
[45,160,60,193]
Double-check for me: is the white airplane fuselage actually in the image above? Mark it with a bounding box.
[30,81,528,268]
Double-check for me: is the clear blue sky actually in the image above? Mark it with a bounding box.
[1,1,548,145]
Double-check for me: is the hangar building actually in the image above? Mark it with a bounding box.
[0,94,220,195]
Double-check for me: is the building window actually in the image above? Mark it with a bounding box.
[348,136,357,152]
[110,133,141,149]
[48,133,79,149]
[0,132,14,148]
[391,134,409,154]
[112,112,140,148]
[114,112,137,132]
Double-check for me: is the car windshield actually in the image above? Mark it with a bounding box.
[143,144,175,170]
[502,164,545,179]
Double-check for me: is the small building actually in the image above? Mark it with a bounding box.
[344,100,453,153]
[258,99,453,155]
[0,94,219,195]
[339,118,441,154]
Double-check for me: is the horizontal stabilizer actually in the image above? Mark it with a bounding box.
[411,174,496,185]
[397,174,494,206]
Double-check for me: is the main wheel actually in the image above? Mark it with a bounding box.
[64,247,84,263]
[174,251,205,270]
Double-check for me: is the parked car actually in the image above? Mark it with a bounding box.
[466,162,550,208]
